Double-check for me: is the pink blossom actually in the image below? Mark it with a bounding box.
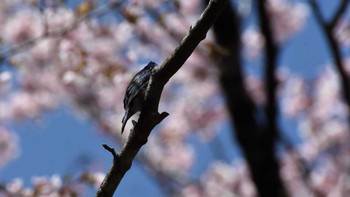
[25,0,39,6]
[137,17,175,49]
[334,20,350,47]
[145,139,194,177]
[163,13,191,36]
[245,75,266,104]
[311,158,340,194]
[0,1,20,13]
[158,115,189,143]
[96,86,120,110]
[8,92,43,120]
[180,185,202,197]
[0,71,12,93]
[192,161,256,197]
[31,38,58,66]
[33,174,63,190]
[242,27,265,58]
[69,21,96,44]
[6,178,23,194]
[178,0,202,22]
[2,9,43,45]
[266,0,308,42]
[311,67,344,122]
[5,174,83,196]
[62,71,88,92]
[58,39,84,70]
[90,172,105,188]
[0,127,19,169]
[81,172,106,189]
[280,76,309,117]
[280,151,314,196]
[111,22,134,46]
[44,7,75,33]
[128,0,165,10]
[162,142,194,175]
[82,38,119,70]
[29,174,83,196]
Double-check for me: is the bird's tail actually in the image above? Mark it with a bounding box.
[121,110,129,134]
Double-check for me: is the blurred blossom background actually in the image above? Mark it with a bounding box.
[0,0,349,196]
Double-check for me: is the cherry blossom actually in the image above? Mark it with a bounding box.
[334,20,350,47]
[242,27,265,58]
[2,8,43,45]
[266,0,308,43]
[0,127,19,169]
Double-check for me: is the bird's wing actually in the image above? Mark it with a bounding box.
[123,68,152,108]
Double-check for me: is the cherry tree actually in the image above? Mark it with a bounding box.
[0,0,350,196]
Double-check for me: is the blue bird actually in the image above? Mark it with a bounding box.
[121,61,157,134]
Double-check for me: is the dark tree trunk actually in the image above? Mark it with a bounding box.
[203,1,287,196]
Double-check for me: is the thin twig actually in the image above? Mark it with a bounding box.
[102,144,118,158]
[309,0,350,122]
[95,0,228,196]
[329,0,349,29]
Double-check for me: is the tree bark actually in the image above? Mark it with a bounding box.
[203,0,287,196]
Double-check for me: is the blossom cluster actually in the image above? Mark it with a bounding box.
[1,172,105,196]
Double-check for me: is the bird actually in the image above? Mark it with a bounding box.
[121,61,157,134]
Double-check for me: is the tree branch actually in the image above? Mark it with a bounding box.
[95,0,228,196]
[329,0,349,29]
[258,0,279,136]
[203,0,287,196]
[309,0,350,122]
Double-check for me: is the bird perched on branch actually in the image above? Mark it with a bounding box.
[121,61,157,134]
